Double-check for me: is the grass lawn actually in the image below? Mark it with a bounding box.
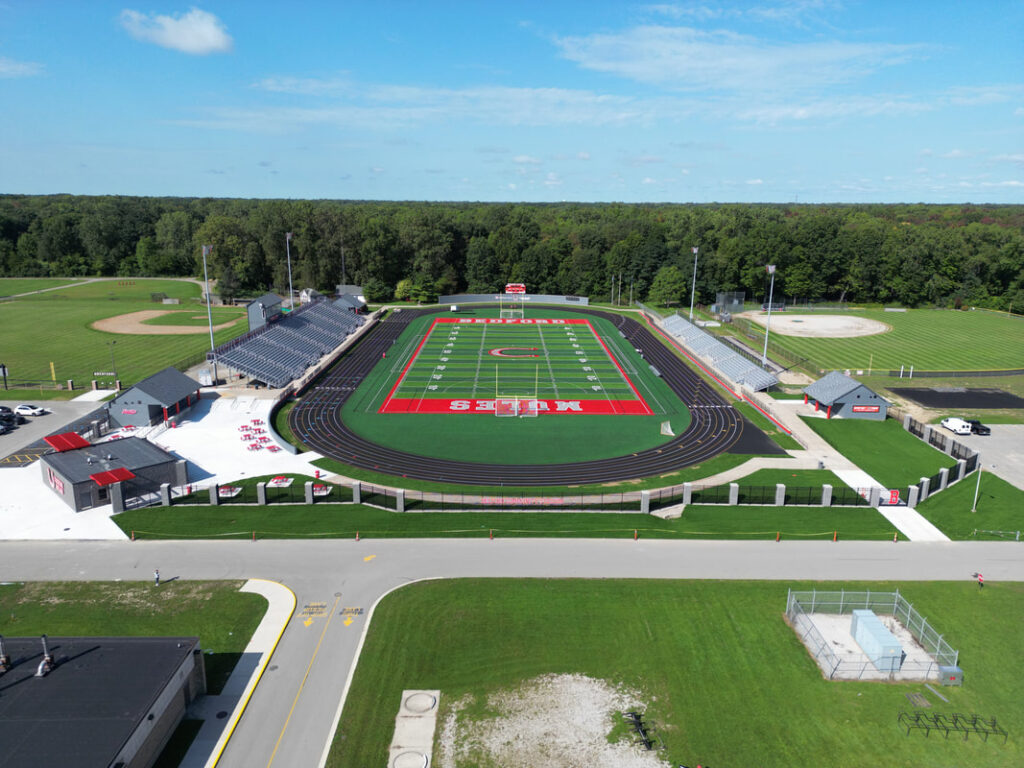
[915,469,1024,540]
[731,467,849,488]
[748,308,1024,372]
[0,278,247,389]
[333,308,690,464]
[0,277,81,296]
[115,500,898,541]
[0,580,266,694]
[310,451,756,495]
[328,578,1023,768]
[141,307,246,326]
[802,416,956,489]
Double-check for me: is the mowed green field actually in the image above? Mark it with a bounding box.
[329,579,1023,768]
[753,309,1024,371]
[387,318,642,405]
[0,278,248,388]
[338,307,693,464]
[0,277,81,297]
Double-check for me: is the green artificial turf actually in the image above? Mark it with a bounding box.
[914,469,1024,540]
[309,307,692,465]
[327,579,1024,768]
[0,580,266,694]
[747,308,1024,372]
[115,500,898,541]
[0,278,248,387]
[802,416,956,489]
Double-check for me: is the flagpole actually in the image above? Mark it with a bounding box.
[761,264,776,367]
[285,232,295,311]
[688,246,699,321]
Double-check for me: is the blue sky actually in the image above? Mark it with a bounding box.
[1,1,1022,203]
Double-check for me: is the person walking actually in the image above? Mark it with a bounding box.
[154,569,160,587]
[977,572,984,589]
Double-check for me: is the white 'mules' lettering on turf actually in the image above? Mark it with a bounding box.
[448,399,583,412]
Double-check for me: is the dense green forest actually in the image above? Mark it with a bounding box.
[1,195,1022,311]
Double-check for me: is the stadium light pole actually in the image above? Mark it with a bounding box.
[688,246,699,321]
[285,232,295,311]
[761,264,776,367]
[202,244,219,385]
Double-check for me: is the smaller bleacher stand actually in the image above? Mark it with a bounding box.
[210,296,365,388]
[660,313,778,391]
[247,292,284,332]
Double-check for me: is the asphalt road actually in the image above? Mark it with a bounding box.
[2,539,1021,768]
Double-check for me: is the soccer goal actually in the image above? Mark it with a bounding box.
[495,364,539,417]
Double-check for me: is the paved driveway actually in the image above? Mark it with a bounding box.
[953,424,1024,490]
[0,398,105,466]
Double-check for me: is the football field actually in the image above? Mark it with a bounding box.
[379,318,653,414]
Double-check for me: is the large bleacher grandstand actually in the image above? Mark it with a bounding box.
[661,314,778,391]
[208,297,365,388]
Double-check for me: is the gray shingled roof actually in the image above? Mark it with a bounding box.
[250,292,282,308]
[42,436,177,484]
[803,370,865,405]
[128,366,200,407]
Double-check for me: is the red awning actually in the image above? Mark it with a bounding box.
[44,432,91,452]
[89,467,136,486]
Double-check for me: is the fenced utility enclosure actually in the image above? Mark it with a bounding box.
[786,589,960,682]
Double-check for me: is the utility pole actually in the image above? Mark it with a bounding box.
[285,232,295,311]
[688,246,699,321]
[202,245,219,385]
[762,264,776,367]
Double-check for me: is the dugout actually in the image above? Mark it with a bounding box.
[40,435,186,512]
[803,371,889,421]
[247,292,283,331]
[0,635,205,768]
[107,367,202,429]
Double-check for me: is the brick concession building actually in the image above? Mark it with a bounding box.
[802,371,889,421]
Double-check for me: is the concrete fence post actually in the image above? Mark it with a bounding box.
[919,476,931,501]
[922,426,933,445]
[111,482,125,514]
[869,487,881,507]
[396,489,405,513]
[955,459,966,482]
[821,484,833,507]
[682,483,692,505]
[775,483,786,506]
[938,467,949,491]
[907,485,920,508]
[352,482,361,504]
[209,484,219,506]
[304,481,314,505]
[256,482,266,506]
[728,483,739,506]
[902,413,912,431]
[640,490,651,515]
[160,483,171,507]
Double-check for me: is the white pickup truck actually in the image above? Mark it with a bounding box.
[940,417,972,435]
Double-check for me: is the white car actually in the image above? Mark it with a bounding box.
[14,404,46,417]
[940,417,971,435]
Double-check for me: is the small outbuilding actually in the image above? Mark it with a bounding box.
[107,367,201,429]
[803,371,889,421]
[0,635,205,768]
[299,287,324,304]
[40,435,186,512]
[247,292,283,331]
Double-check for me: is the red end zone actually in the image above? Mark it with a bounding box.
[379,317,653,415]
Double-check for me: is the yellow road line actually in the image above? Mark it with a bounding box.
[266,593,342,768]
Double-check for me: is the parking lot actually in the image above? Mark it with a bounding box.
[0,398,106,466]
[951,424,1024,491]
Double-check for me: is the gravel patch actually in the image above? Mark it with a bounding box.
[740,312,889,338]
[436,674,671,768]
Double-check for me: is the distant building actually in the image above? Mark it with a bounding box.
[335,293,366,313]
[107,367,202,429]
[0,635,205,768]
[299,287,324,304]
[247,292,283,331]
[803,371,889,421]
[40,434,186,512]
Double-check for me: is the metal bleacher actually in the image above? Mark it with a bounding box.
[208,297,365,388]
[661,314,778,391]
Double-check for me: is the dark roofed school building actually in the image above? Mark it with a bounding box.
[803,371,889,421]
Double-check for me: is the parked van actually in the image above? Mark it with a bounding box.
[940,417,972,435]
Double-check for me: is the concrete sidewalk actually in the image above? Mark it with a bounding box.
[181,579,296,768]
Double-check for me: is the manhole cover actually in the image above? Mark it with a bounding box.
[404,693,436,713]
[392,751,427,768]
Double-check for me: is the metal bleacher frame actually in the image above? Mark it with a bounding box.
[208,296,365,388]
[660,313,778,391]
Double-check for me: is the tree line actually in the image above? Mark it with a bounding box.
[1,194,1022,312]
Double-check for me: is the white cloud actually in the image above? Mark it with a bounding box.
[120,8,233,55]
[553,25,921,93]
[544,172,563,187]
[577,151,591,160]
[642,177,658,184]
[746,178,764,185]
[940,149,970,159]
[252,75,351,95]
[992,153,1024,165]
[736,94,931,124]
[514,155,542,164]
[0,56,43,78]
[980,180,1024,188]
[628,154,664,166]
